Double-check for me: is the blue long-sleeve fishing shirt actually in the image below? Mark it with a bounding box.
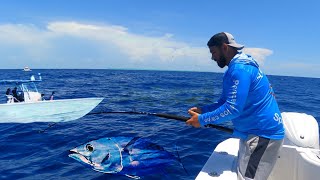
[199,52,285,140]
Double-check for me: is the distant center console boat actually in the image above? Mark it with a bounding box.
[0,74,103,123]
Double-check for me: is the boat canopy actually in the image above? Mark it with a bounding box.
[0,79,42,85]
[0,74,42,85]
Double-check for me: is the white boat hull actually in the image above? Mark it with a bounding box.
[196,138,239,180]
[0,97,103,123]
[196,112,320,180]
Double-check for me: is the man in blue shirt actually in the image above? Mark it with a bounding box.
[186,32,284,180]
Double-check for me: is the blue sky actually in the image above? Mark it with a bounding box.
[0,0,319,78]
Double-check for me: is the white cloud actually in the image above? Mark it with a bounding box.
[47,21,208,62]
[0,21,274,71]
[243,48,273,65]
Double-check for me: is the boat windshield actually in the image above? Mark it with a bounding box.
[20,82,38,92]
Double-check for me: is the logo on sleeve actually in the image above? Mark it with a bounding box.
[257,69,263,80]
[273,113,282,124]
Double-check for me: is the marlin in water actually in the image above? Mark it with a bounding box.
[68,136,179,179]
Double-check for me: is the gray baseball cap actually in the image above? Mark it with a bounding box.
[207,32,244,50]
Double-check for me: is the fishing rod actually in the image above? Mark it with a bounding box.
[87,111,233,134]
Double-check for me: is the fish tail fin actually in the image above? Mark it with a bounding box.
[174,144,189,176]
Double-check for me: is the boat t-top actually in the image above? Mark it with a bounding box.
[0,73,103,123]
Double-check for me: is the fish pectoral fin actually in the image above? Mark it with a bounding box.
[125,174,141,179]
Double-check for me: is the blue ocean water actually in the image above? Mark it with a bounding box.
[0,69,319,180]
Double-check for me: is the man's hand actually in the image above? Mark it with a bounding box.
[186,109,201,128]
[188,107,202,114]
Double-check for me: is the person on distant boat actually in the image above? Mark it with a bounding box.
[6,88,11,95]
[17,90,24,102]
[5,88,14,103]
[186,32,284,180]
[41,94,46,101]
[12,87,19,102]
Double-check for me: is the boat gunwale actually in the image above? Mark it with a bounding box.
[0,97,104,106]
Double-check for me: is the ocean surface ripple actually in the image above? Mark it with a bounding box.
[0,69,319,180]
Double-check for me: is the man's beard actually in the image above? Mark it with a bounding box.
[216,55,227,68]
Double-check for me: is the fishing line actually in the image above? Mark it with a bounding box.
[174,144,189,176]
[38,122,57,133]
